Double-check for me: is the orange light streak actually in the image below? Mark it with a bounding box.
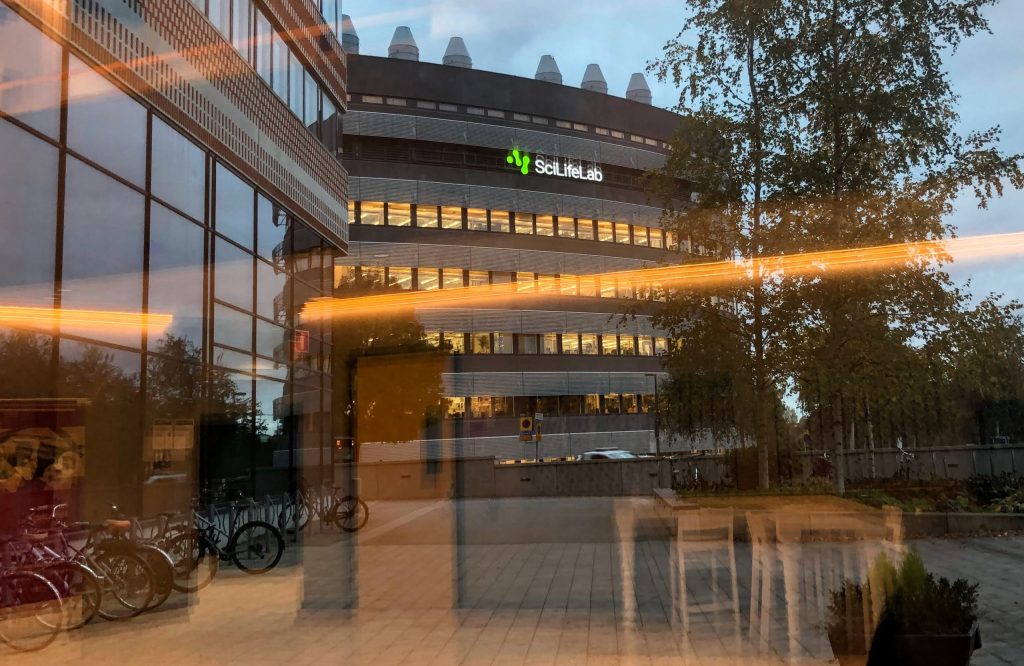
[0,306,173,335]
[301,232,1024,322]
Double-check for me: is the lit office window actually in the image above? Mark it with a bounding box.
[615,222,632,244]
[467,208,488,231]
[387,202,412,226]
[666,231,680,250]
[361,265,384,284]
[604,394,622,414]
[602,335,619,356]
[535,215,554,236]
[579,277,598,297]
[441,206,463,229]
[584,395,600,415]
[654,337,668,355]
[562,334,580,355]
[557,217,576,238]
[597,220,614,242]
[581,334,599,355]
[468,270,489,287]
[620,336,637,356]
[442,269,464,289]
[634,226,650,247]
[445,332,466,354]
[491,272,513,289]
[423,331,440,348]
[444,397,465,418]
[388,267,413,290]
[415,204,439,228]
[471,332,492,354]
[490,210,511,233]
[538,274,558,293]
[471,396,492,419]
[417,268,440,291]
[542,333,558,354]
[617,281,635,299]
[347,200,356,224]
[599,278,616,298]
[622,394,639,414]
[638,335,654,356]
[361,201,384,225]
[334,265,355,287]
[560,275,578,296]
[519,334,539,354]
[494,333,514,354]
[578,219,596,240]
[516,272,536,291]
[650,229,665,248]
[513,212,533,234]
[493,397,512,417]
[642,395,656,413]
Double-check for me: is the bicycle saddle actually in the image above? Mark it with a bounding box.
[104,519,131,534]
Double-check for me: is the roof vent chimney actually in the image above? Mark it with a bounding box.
[340,14,359,55]
[442,37,472,68]
[535,55,563,84]
[581,64,608,94]
[625,72,652,104]
[388,26,419,61]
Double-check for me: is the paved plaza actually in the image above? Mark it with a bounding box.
[5,497,1022,665]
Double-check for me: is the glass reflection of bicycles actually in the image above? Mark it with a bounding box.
[166,508,284,593]
[280,478,369,534]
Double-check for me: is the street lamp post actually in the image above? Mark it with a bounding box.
[645,373,661,457]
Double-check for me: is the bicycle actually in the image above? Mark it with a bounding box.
[281,478,369,533]
[893,447,918,482]
[166,503,284,593]
[0,539,64,652]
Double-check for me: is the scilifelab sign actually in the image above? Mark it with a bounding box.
[507,149,604,183]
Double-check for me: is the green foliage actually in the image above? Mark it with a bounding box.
[965,472,1023,506]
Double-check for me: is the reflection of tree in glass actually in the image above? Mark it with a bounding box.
[147,335,251,427]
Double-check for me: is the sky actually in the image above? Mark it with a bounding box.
[342,0,1024,304]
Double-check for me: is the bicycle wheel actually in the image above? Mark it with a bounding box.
[41,561,101,630]
[135,545,174,611]
[93,551,154,621]
[0,570,63,651]
[165,531,218,593]
[334,496,369,532]
[228,521,284,574]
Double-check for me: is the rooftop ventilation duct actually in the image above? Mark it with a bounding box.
[535,55,562,84]
[340,14,359,54]
[625,72,652,104]
[442,37,472,68]
[388,26,419,61]
[581,64,607,94]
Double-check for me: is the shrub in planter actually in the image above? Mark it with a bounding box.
[828,552,981,666]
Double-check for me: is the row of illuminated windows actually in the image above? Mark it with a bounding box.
[422,331,669,357]
[444,394,657,420]
[336,265,667,301]
[190,0,340,149]
[354,94,670,151]
[349,201,683,249]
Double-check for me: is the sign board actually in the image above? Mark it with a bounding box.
[507,148,603,183]
[293,329,310,357]
[519,416,533,442]
[534,412,544,422]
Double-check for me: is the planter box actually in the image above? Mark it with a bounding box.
[830,622,982,666]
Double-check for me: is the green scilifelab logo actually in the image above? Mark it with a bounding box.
[507,148,530,175]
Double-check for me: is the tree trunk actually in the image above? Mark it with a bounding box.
[866,399,876,480]
[832,392,846,495]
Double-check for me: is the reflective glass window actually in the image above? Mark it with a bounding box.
[442,269,464,289]
[387,203,412,227]
[602,335,619,355]
[288,51,304,117]
[232,0,251,60]
[215,164,255,248]
[62,158,145,345]
[519,334,538,354]
[304,69,319,127]
[494,333,513,354]
[623,394,638,414]
[490,210,511,233]
[272,30,288,100]
[542,333,558,355]
[257,196,288,262]
[599,279,616,298]
[214,345,253,374]
[0,6,61,137]
[666,231,679,250]
[597,220,614,242]
[360,201,384,225]
[471,396,492,419]
[634,226,650,247]
[423,330,440,348]
[471,333,491,354]
[494,397,512,417]
[579,277,598,298]
[557,217,576,238]
[620,336,637,356]
[467,208,488,231]
[562,334,580,355]
[255,318,286,359]
[388,267,412,290]
[0,121,57,305]
[417,268,440,291]
[516,273,536,292]
[468,271,489,288]
[581,334,598,355]
[538,274,558,293]
[638,335,654,356]
[255,10,272,83]
[255,377,286,439]
[215,238,254,310]
[214,303,253,351]
[650,229,665,248]
[444,332,465,354]
[208,0,231,37]
[361,266,384,284]
[441,206,463,230]
[604,393,621,414]
[152,116,205,221]
[444,397,465,418]
[256,258,286,320]
[617,281,635,299]
[149,203,205,350]
[584,394,600,415]
[560,276,578,296]
[535,215,554,236]
[513,212,533,234]
[654,337,668,355]
[322,95,338,153]
[67,56,147,187]
[415,205,439,228]
[578,220,595,240]
[615,222,632,244]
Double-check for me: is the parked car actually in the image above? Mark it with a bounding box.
[577,448,639,461]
